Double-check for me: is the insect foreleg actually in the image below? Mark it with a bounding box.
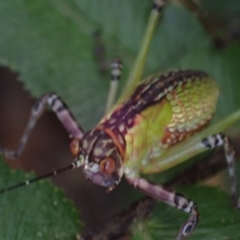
[202,133,240,208]
[105,57,123,113]
[126,177,199,240]
[0,93,84,160]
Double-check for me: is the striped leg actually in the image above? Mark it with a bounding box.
[178,0,237,48]
[105,57,123,113]
[126,177,199,240]
[0,93,84,159]
[202,133,240,208]
[177,0,219,45]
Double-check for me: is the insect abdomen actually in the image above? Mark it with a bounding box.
[122,70,219,148]
[160,72,219,147]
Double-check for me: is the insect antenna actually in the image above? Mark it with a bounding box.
[0,158,83,194]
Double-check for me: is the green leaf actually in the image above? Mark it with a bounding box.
[132,186,240,240]
[0,158,81,239]
[0,0,239,128]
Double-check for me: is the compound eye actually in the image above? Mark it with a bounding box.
[70,139,81,156]
[100,157,116,174]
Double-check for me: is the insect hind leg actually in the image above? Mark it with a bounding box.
[126,177,199,240]
[202,133,240,208]
[0,93,84,160]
